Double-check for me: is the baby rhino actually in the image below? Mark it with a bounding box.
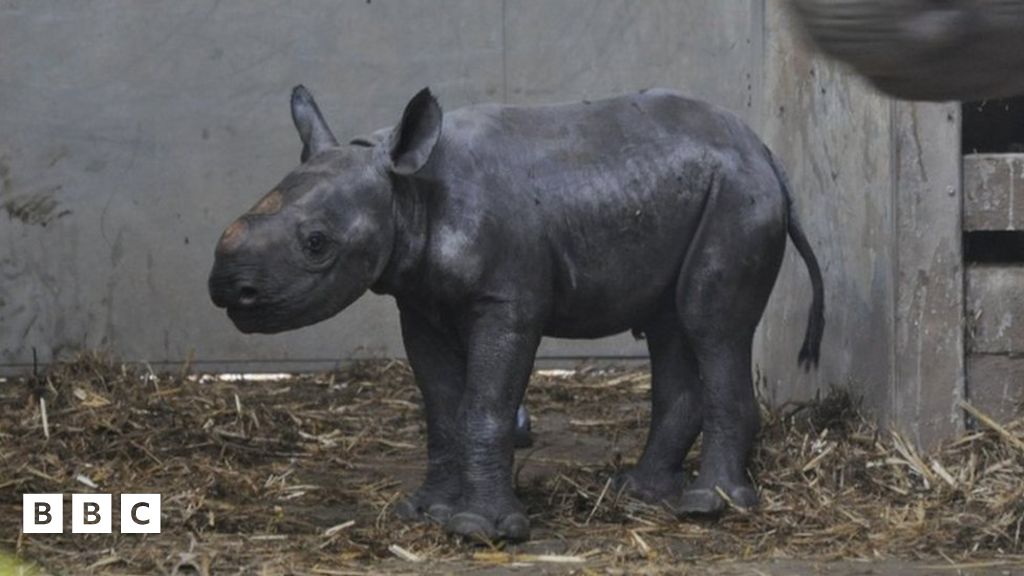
[208,85,825,541]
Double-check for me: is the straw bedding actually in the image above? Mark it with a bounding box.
[1,354,1021,574]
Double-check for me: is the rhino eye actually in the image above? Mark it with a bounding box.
[304,232,328,256]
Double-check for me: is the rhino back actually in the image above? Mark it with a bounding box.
[440,89,758,167]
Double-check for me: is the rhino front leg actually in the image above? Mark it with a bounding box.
[394,305,466,523]
[445,306,542,542]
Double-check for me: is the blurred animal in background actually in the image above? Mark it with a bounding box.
[790,0,1024,100]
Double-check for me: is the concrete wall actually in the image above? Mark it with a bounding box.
[756,1,964,446]
[0,1,970,444]
[0,1,763,371]
[756,2,897,413]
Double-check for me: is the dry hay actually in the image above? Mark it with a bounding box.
[1,353,1023,574]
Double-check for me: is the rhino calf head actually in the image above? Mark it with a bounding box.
[208,86,441,333]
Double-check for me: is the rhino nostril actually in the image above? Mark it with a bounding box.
[237,285,259,307]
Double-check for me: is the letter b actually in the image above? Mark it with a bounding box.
[36,502,51,525]
[83,502,101,525]
[23,494,63,534]
[72,494,112,534]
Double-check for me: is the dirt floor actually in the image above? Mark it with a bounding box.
[1,355,1023,575]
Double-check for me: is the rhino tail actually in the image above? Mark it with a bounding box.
[765,147,825,371]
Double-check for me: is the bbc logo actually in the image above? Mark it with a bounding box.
[23,494,161,534]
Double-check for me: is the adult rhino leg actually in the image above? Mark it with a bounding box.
[616,305,703,503]
[394,305,465,524]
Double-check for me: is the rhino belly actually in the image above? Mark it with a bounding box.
[541,210,697,339]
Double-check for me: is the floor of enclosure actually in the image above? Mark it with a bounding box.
[1,356,1022,574]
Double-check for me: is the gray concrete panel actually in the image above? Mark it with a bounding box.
[967,354,1024,424]
[967,266,1024,355]
[0,1,976,448]
[503,0,762,117]
[964,154,1024,231]
[0,1,762,371]
[756,1,897,414]
[892,101,965,447]
[0,0,504,371]
[757,3,966,447]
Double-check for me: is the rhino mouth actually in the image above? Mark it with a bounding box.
[226,305,297,334]
[222,279,368,334]
[225,293,355,334]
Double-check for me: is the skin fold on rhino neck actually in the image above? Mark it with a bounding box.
[370,171,434,298]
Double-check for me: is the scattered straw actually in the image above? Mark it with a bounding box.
[38,397,49,441]
[961,401,1024,454]
[0,353,1023,574]
[387,544,422,562]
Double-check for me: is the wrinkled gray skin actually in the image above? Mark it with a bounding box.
[790,0,1024,101]
[209,86,825,541]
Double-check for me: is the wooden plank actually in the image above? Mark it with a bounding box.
[963,154,1024,231]
[893,101,966,448]
[967,266,1024,354]
[967,354,1024,424]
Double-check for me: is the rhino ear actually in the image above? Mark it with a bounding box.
[291,85,339,163]
[388,87,442,175]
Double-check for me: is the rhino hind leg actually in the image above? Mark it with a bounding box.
[670,178,787,516]
[615,306,702,503]
[672,336,761,516]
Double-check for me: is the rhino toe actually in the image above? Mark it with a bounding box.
[497,512,530,541]
[395,491,458,523]
[446,512,497,541]
[673,487,726,517]
[614,468,685,504]
[426,503,454,523]
[673,483,757,517]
